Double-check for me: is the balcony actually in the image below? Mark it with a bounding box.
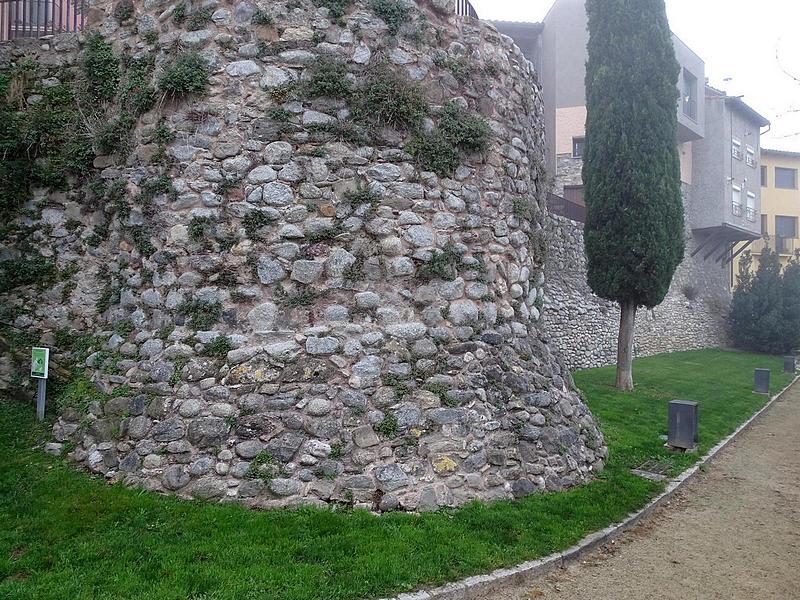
[750,236,800,256]
[548,192,586,224]
[732,202,743,218]
[1,0,86,41]
[455,0,478,18]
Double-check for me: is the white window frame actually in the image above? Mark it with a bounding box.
[746,145,756,168]
[746,191,756,222]
[732,184,743,216]
[732,137,743,160]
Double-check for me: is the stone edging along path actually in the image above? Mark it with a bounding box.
[381,375,800,600]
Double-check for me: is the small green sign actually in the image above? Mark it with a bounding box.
[31,347,49,379]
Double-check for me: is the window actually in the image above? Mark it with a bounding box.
[776,167,798,189]
[732,184,742,216]
[572,137,585,159]
[732,138,743,160]
[761,165,768,187]
[775,215,797,254]
[761,214,768,235]
[746,192,756,222]
[746,146,756,168]
[682,69,698,120]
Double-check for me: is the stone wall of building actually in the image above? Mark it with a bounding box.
[545,209,730,370]
[0,0,606,512]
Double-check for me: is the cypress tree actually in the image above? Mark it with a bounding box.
[583,0,684,390]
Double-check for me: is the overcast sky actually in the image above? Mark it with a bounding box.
[470,0,800,151]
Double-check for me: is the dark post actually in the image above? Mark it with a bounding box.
[754,368,770,394]
[784,355,796,374]
[667,400,698,452]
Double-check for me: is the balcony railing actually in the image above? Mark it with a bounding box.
[745,207,756,222]
[455,0,478,18]
[1,0,86,41]
[732,202,743,217]
[548,192,586,224]
[750,236,800,256]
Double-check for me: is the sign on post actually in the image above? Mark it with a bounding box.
[31,347,49,379]
[31,347,49,421]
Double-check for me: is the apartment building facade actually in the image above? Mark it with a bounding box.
[734,149,800,279]
[493,0,770,287]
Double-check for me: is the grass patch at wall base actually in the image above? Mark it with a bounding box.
[0,349,792,600]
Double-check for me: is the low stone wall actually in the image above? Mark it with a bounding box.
[545,213,730,370]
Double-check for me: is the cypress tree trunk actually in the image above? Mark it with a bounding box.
[616,301,637,391]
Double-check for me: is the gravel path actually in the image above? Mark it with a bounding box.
[483,383,800,600]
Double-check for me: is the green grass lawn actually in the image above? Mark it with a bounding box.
[0,349,792,600]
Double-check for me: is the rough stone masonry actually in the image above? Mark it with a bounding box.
[0,0,606,512]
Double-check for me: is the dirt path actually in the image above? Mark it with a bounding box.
[483,383,800,600]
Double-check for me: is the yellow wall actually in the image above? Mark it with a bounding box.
[554,106,587,155]
[733,150,800,284]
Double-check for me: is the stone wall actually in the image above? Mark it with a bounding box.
[552,154,582,196]
[545,208,730,370]
[0,0,606,512]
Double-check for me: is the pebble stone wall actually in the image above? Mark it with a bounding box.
[545,209,730,371]
[0,0,607,512]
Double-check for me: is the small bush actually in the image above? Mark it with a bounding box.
[355,67,427,131]
[186,7,213,31]
[438,102,491,154]
[370,0,411,35]
[0,256,60,291]
[243,210,276,241]
[246,451,282,481]
[275,285,325,308]
[188,216,214,241]
[204,336,233,358]
[406,131,460,177]
[82,34,120,102]
[178,299,222,330]
[434,56,471,85]
[119,56,156,116]
[251,8,274,26]
[94,115,135,156]
[512,197,531,218]
[171,3,187,24]
[416,243,461,281]
[268,108,293,122]
[113,0,134,22]
[344,187,381,210]
[313,0,353,23]
[305,58,352,99]
[407,103,490,176]
[307,121,367,145]
[158,52,209,98]
[375,413,398,438]
[127,225,156,256]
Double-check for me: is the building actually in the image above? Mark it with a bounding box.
[493,0,770,286]
[733,148,800,280]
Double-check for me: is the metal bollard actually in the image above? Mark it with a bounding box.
[754,368,770,394]
[667,400,698,452]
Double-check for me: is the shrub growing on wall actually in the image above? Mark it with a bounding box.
[158,52,209,97]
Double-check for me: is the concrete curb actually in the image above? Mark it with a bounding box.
[381,375,800,600]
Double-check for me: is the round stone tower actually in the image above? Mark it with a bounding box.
[2,0,606,511]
